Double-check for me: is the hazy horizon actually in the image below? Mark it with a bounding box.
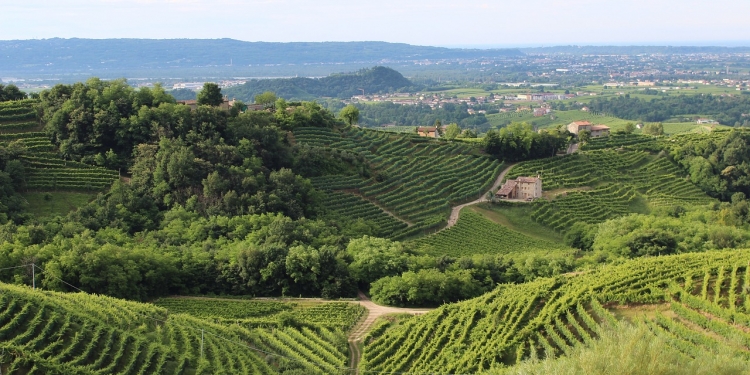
[3,0,750,47]
[2,37,750,50]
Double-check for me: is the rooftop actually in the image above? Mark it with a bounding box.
[496,180,517,196]
[516,176,540,183]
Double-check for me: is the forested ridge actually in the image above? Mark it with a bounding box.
[224,66,418,101]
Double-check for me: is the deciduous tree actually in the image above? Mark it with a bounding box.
[197,82,223,106]
[339,104,360,126]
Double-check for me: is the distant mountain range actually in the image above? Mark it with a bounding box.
[3,39,748,81]
[0,39,522,78]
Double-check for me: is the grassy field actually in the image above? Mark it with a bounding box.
[410,209,572,258]
[487,110,633,131]
[22,191,97,219]
[468,203,564,243]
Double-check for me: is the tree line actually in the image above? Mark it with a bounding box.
[585,93,750,126]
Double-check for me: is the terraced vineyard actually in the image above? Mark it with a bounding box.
[0,283,354,374]
[0,99,40,133]
[580,133,664,151]
[0,100,119,192]
[506,149,715,231]
[295,127,503,239]
[411,210,572,257]
[154,297,365,330]
[531,184,637,231]
[320,191,408,237]
[361,249,750,374]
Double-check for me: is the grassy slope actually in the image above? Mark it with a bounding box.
[468,203,564,243]
[0,100,118,219]
[22,191,97,219]
[409,209,573,258]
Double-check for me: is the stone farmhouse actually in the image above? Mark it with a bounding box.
[417,126,446,138]
[495,176,542,200]
[417,126,438,138]
[567,121,610,138]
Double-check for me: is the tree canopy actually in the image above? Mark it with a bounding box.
[197,82,224,106]
[339,104,360,126]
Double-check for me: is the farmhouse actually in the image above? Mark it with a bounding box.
[590,125,611,137]
[417,126,439,138]
[495,176,542,200]
[567,121,592,134]
[566,121,610,138]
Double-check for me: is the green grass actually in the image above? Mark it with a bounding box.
[22,191,97,218]
[468,203,564,243]
[410,210,572,258]
[486,110,635,132]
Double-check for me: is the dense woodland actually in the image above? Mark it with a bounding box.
[586,93,750,125]
[224,66,419,101]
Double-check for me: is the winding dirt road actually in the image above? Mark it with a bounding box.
[443,162,517,229]
[348,291,433,373]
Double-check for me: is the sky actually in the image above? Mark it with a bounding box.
[2,0,750,47]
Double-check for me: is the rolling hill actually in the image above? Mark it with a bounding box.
[361,249,750,373]
[294,126,503,239]
[224,66,417,101]
[0,281,361,374]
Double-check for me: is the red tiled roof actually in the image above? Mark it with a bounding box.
[496,180,517,196]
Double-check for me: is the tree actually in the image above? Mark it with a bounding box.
[434,119,443,137]
[254,91,277,108]
[624,122,636,134]
[0,85,27,102]
[578,130,591,145]
[444,123,461,140]
[339,104,360,126]
[197,83,223,106]
[460,129,477,138]
[642,122,664,136]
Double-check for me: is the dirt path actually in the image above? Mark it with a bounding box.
[348,291,434,373]
[443,162,517,229]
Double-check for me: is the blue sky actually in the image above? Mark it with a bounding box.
[2,0,749,46]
